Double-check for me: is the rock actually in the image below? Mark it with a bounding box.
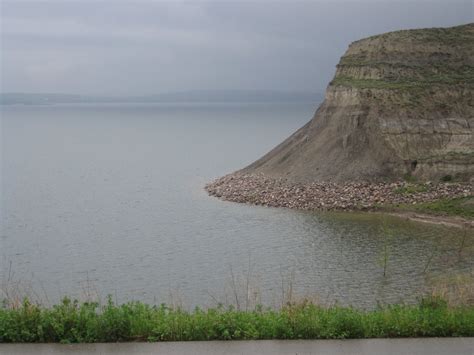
[205,173,473,212]
[237,24,474,184]
[206,24,474,212]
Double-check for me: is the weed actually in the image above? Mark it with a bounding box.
[394,184,429,195]
[1,297,473,342]
[406,197,474,219]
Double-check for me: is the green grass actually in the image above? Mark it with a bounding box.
[1,297,473,342]
[394,184,429,195]
[404,24,474,45]
[332,24,474,91]
[396,197,474,219]
[331,72,474,91]
[331,77,428,90]
[356,23,474,47]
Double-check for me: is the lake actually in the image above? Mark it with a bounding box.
[1,102,472,309]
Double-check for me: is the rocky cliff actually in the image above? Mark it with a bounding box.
[241,23,474,183]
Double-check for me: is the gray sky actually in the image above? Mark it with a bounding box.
[1,0,472,95]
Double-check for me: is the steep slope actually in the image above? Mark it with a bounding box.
[242,23,474,183]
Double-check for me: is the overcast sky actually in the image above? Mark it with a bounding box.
[0,0,472,95]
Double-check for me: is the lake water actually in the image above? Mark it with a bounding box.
[1,102,472,309]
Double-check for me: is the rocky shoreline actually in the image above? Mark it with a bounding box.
[205,173,473,212]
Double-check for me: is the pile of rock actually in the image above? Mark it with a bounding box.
[205,173,473,211]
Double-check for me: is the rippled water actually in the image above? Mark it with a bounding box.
[1,103,473,309]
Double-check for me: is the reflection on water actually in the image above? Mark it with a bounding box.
[301,212,474,308]
[1,103,473,309]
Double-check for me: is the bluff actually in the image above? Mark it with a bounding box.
[241,23,474,183]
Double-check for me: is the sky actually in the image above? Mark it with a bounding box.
[0,0,472,96]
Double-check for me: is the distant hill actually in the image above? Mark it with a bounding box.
[0,90,322,105]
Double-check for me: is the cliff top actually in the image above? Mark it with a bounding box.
[333,23,474,90]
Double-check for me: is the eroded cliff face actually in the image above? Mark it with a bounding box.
[243,24,474,183]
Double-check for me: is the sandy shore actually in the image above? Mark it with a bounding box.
[381,211,474,228]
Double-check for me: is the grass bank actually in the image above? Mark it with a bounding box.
[390,196,474,220]
[1,297,473,343]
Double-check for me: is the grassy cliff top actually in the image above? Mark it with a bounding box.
[332,23,474,90]
[351,22,474,47]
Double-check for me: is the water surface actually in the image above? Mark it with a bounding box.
[1,103,472,309]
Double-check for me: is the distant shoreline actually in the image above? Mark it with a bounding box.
[0,91,324,106]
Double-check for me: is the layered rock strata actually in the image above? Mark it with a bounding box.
[246,24,474,183]
[207,24,474,211]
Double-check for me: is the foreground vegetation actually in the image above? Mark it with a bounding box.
[1,297,473,343]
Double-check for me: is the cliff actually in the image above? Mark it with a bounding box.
[241,23,474,183]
